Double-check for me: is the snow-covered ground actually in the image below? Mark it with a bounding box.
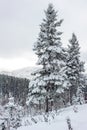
[18,104,87,130]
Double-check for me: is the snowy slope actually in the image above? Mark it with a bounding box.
[0,67,40,79]
[11,67,40,79]
[18,104,87,130]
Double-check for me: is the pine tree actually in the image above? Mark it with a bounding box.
[66,33,85,105]
[4,94,22,129]
[29,3,67,112]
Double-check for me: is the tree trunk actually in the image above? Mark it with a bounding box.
[51,100,53,111]
[39,100,41,113]
[69,87,73,105]
[45,97,49,113]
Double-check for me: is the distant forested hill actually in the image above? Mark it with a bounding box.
[0,74,29,106]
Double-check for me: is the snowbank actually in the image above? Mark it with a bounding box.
[17,104,87,130]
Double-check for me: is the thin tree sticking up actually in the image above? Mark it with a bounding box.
[66,117,73,130]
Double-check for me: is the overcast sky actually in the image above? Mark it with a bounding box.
[0,0,87,71]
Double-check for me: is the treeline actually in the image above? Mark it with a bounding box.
[0,74,29,106]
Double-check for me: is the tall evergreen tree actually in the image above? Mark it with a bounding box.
[66,33,85,105]
[29,4,67,112]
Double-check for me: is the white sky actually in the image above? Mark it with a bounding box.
[0,0,87,71]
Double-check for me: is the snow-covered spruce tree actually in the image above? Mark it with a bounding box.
[29,4,68,113]
[66,33,85,105]
[5,94,22,129]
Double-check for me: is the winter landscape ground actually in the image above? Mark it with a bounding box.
[17,104,87,130]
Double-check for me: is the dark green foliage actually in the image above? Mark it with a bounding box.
[0,74,29,105]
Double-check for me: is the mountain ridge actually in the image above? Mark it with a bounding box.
[0,66,40,79]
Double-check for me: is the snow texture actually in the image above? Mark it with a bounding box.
[17,104,87,130]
